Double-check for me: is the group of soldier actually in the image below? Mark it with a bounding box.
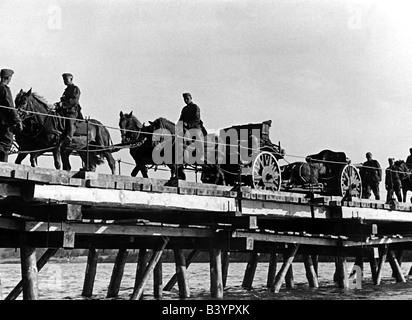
[0,69,82,162]
[361,150,412,203]
[0,67,206,164]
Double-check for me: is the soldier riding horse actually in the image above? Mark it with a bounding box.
[14,89,116,173]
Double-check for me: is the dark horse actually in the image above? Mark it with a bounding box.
[119,111,225,184]
[14,89,116,173]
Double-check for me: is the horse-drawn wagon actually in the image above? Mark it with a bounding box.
[217,120,285,191]
[281,149,363,198]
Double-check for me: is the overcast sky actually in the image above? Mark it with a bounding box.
[1,0,412,180]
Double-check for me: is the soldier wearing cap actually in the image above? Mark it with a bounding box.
[56,73,83,145]
[385,157,402,203]
[360,152,382,200]
[405,148,412,169]
[0,69,23,162]
[178,92,207,137]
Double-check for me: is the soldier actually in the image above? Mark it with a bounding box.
[385,158,402,203]
[56,73,83,145]
[361,152,382,200]
[406,148,412,169]
[0,69,23,162]
[178,92,207,137]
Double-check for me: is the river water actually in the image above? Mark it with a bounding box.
[1,261,412,300]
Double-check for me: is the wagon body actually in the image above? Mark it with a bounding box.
[218,120,285,190]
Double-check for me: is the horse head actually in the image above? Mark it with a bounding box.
[149,117,175,148]
[119,111,144,144]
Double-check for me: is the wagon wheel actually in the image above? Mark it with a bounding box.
[251,151,281,191]
[339,164,362,198]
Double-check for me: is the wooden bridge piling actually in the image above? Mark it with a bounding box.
[133,248,150,299]
[334,255,349,289]
[153,255,163,299]
[6,248,58,300]
[303,254,318,288]
[163,249,199,291]
[369,257,378,284]
[209,249,224,298]
[271,243,299,293]
[82,248,99,298]
[242,251,260,289]
[21,246,38,300]
[107,248,129,298]
[130,238,169,300]
[284,250,294,289]
[387,250,406,283]
[221,250,230,288]
[375,245,388,285]
[173,248,190,298]
[266,248,277,288]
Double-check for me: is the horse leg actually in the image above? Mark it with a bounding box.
[15,152,28,165]
[103,151,116,174]
[61,149,72,171]
[53,148,61,170]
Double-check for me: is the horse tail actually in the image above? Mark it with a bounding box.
[88,153,105,167]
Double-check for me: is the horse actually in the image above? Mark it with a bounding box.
[118,111,225,184]
[281,161,327,187]
[14,89,116,174]
[392,160,412,202]
[119,111,181,178]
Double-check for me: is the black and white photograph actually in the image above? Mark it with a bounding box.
[1,0,412,309]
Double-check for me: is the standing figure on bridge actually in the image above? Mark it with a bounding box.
[360,152,382,200]
[385,158,402,203]
[405,148,412,169]
[0,69,23,162]
[56,73,84,146]
[178,92,207,137]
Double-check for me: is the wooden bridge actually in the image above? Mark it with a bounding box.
[0,161,411,300]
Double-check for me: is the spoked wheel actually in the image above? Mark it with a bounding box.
[339,164,362,198]
[251,151,281,191]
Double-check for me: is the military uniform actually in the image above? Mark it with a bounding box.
[178,95,207,137]
[361,158,382,200]
[385,160,402,203]
[58,73,83,143]
[0,69,22,162]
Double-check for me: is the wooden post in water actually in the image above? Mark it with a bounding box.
[311,254,319,276]
[107,248,129,298]
[375,245,388,285]
[271,244,299,293]
[267,248,277,288]
[335,255,349,289]
[6,248,58,300]
[391,250,403,278]
[0,277,2,300]
[130,238,169,300]
[210,249,223,299]
[154,255,163,299]
[20,246,38,300]
[369,257,378,284]
[303,254,318,288]
[82,248,99,298]
[221,251,230,288]
[387,250,406,283]
[283,251,294,289]
[164,249,199,291]
[242,252,259,289]
[133,248,150,299]
[173,248,190,298]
